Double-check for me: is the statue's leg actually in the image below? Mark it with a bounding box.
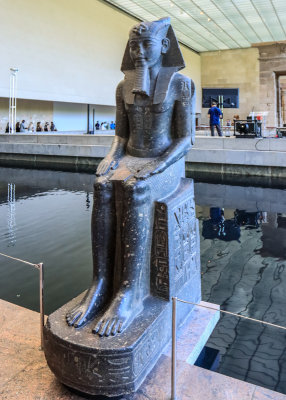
[93,178,151,337]
[66,176,115,328]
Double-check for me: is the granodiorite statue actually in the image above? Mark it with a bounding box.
[44,17,201,397]
[66,16,195,335]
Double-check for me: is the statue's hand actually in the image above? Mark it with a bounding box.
[96,157,119,176]
[135,160,167,180]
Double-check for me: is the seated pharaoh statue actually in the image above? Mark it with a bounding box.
[66,17,196,336]
[44,17,200,397]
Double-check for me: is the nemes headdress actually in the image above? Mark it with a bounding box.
[121,17,185,72]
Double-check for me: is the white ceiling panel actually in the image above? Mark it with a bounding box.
[104,0,286,52]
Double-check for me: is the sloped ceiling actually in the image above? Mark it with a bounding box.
[103,0,286,52]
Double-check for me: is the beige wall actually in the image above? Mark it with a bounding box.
[181,46,201,112]
[200,48,260,124]
[0,0,201,111]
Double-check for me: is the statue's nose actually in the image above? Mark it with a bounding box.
[137,44,143,55]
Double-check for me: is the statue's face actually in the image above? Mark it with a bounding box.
[129,37,169,67]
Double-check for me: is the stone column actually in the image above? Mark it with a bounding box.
[281,88,286,126]
[253,41,286,129]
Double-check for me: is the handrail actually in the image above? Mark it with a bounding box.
[0,252,45,350]
[171,297,286,400]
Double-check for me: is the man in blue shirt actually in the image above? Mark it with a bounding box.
[208,101,222,136]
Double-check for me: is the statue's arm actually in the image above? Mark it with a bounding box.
[96,81,129,176]
[159,77,196,170]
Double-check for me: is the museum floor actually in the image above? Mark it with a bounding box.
[1,299,285,400]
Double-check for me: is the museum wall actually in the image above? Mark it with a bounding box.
[200,47,260,124]
[0,0,201,112]
[0,98,53,133]
[53,102,87,132]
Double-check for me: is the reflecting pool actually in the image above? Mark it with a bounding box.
[0,167,286,394]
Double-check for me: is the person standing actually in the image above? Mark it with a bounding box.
[208,101,222,137]
[20,120,26,132]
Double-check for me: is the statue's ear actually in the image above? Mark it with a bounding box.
[162,26,185,70]
[161,38,170,54]
[121,41,134,72]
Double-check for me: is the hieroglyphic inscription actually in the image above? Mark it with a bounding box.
[151,203,169,299]
[48,337,134,386]
[133,312,168,377]
[173,198,196,293]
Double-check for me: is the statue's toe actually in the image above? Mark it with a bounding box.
[74,315,87,328]
[98,319,110,336]
[92,320,101,334]
[105,318,117,336]
[67,310,82,326]
[93,319,108,335]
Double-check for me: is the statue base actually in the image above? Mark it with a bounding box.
[44,279,200,397]
[44,178,201,397]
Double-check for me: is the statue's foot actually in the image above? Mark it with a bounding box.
[92,289,143,337]
[66,279,108,328]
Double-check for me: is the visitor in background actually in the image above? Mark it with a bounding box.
[95,121,100,130]
[36,122,43,132]
[208,101,222,137]
[16,122,21,132]
[233,115,239,126]
[50,121,57,131]
[28,122,34,132]
[44,122,50,131]
[5,123,9,133]
[110,121,116,130]
[225,119,231,137]
[101,122,106,130]
[20,120,26,132]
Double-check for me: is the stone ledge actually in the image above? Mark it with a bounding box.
[1,136,286,172]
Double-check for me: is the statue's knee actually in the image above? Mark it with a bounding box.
[124,179,150,204]
[94,177,113,200]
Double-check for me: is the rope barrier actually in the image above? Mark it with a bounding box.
[0,251,40,269]
[171,296,286,399]
[177,298,286,331]
[0,251,44,349]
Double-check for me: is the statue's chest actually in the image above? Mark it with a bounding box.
[125,102,173,130]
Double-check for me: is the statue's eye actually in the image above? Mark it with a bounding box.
[130,42,137,50]
[144,41,151,48]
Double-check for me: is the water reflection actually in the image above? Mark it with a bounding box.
[202,207,240,241]
[257,213,286,259]
[0,167,286,394]
[7,183,16,246]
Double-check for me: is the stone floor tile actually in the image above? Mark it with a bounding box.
[253,385,286,400]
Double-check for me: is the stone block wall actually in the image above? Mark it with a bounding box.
[200,48,260,125]
[255,42,286,127]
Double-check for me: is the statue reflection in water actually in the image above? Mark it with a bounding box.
[66,17,196,336]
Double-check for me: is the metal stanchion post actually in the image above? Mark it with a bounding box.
[171,297,177,400]
[38,263,44,350]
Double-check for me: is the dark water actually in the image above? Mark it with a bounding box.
[1,167,286,394]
